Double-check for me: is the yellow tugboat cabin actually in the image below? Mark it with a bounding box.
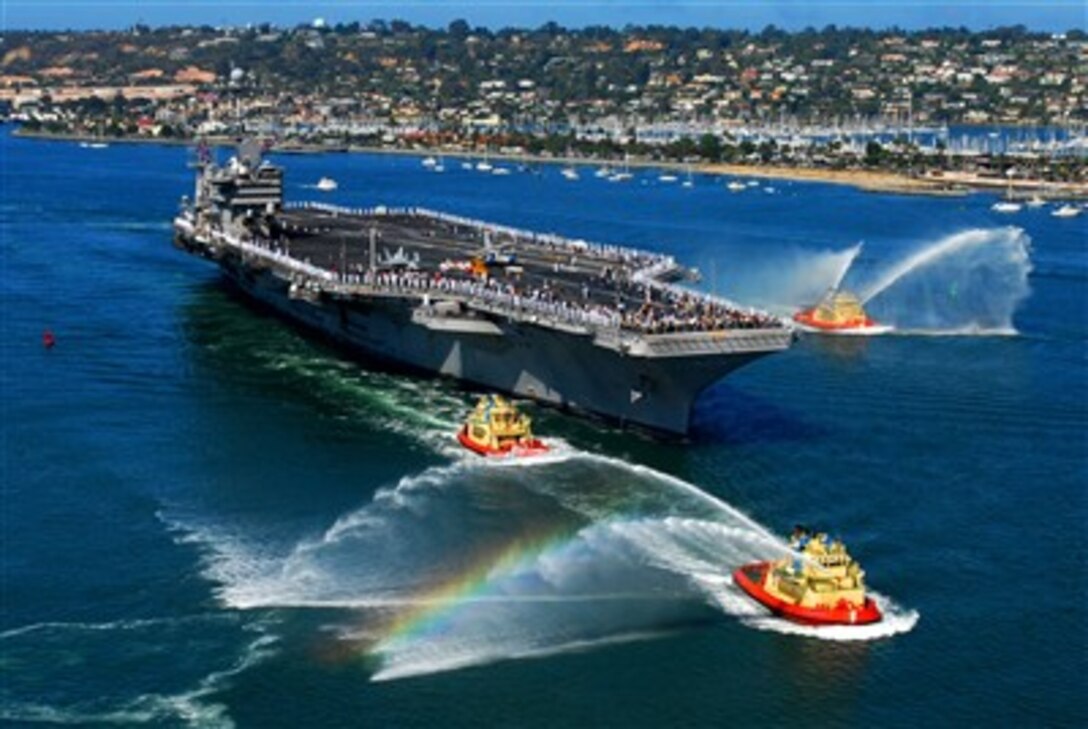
[768,532,868,610]
[811,291,869,327]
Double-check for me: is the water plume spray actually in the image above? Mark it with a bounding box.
[860,227,1031,334]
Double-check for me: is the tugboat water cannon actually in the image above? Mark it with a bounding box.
[457,395,550,458]
[733,526,884,626]
[793,289,893,335]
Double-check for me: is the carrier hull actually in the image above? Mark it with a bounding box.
[212,256,777,434]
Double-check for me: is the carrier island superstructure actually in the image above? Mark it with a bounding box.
[172,144,794,435]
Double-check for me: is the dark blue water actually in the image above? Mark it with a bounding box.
[2,130,1085,726]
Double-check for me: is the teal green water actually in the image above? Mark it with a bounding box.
[1,129,1085,726]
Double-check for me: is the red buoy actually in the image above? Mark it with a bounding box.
[42,330,56,349]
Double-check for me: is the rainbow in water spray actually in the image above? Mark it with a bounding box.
[372,520,580,654]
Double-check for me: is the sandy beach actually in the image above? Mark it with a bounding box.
[697,163,958,195]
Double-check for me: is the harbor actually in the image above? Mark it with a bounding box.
[6,3,1088,727]
[4,77,1085,728]
[17,125,1088,199]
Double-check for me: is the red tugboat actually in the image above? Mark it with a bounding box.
[793,289,892,335]
[457,394,550,458]
[733,528,883,626]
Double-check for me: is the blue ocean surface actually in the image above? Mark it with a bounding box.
[1,128,1085,726]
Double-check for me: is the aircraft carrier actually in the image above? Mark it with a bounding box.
[172,144,793,435]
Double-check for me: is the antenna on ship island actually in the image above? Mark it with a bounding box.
[238,139,262,171]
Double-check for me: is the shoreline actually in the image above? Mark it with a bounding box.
[12,127,1086,199]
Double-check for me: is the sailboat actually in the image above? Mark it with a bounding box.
[992,177,1022,213]
[991,199,1021,213]
[1025,194,1047,208]
[561,166,580,181]
[608,154,633,182]
[1051,204,1082,218]
[682,164,694,188]
[476,148,493,172]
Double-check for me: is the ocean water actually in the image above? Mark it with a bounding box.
[1,129,1085,727]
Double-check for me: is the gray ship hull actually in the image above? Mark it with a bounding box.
[215,257,778,434]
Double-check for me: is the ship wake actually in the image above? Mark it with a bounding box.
[0,613,277,728]
[187,290,468,453]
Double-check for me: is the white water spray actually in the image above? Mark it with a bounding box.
[722,243,865,314]
[163,448,918,682]
[167,315,923,678]
[857,227,1032,333]
[831,242,863,292]
[861,227,1030,304]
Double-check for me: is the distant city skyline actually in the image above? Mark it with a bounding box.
[2,0,1084,33]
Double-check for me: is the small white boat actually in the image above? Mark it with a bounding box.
[609,155,634,182]
[727,181,746,192]
[475,148,495,173]
[1025,195,1047,208]
[992,180,1021,213]
[746,180,759,187]
[491,166,511,176]
[461,161,473,170]
[1051,204,1082,218]
[763,186,776,194]
[594,166,612,178]
[561,167,580,181]
[658,173,679,183]
[316,177,338,191]
[80,141,109,149]
[421,156,437,168]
